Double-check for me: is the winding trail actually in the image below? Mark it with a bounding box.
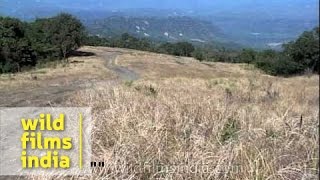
[101,51,139,81]
[0,49,141,179]
[0,50,139,107]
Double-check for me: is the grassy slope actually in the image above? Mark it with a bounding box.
[68,47,318,179]
[1,46,318,179]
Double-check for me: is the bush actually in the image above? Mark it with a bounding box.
[220,118,240,143]
[254,56,304,76]
[237,48,256,63]
[104,33,154,51]
[158,42,195,57]
[84,35,111,46]
[192,49,205,61]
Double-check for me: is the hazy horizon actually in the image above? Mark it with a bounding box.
[1,0,319,49]
[1,0,319,14]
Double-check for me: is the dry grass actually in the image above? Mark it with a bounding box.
[0,53,113,90]
[3,46,317,179]
[116,52,261,80]
[68,71,319,179]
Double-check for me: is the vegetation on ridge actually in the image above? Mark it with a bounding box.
[1,13,319,76]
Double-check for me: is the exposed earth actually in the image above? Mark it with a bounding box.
[0,47,139,107]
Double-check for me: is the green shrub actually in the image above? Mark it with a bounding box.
[220,118,240,143]
[124,80,134,87]
[254,57,304,76]
[192,49,205,61]
[237,48,256,63]
[158,42,195,57]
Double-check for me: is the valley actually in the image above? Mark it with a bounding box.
[86,16,225,43]
[2,1,318,49]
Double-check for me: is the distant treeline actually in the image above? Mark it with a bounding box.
[235,27,319,76]
[85,33,196,57]
[1,13,319,76]
[86,28,319,76]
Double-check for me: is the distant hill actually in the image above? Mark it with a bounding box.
[205,12,319,49]
[85,16,226,43]
[1,0,318,49]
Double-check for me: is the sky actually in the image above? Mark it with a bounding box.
[1,0,319,10]
[1,0,319,20]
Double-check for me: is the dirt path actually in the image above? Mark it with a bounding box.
[100,51,139,81]
[0,48,140,180]
[0,49,139,107]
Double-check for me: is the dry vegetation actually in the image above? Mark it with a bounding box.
[67,49,318,179]
[2,46,318,179]
[0,52,113,90]
[0,48,116,106]
[116,51,257,79]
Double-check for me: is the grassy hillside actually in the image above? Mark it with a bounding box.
[2,46,316,179]
[69,47,318,179]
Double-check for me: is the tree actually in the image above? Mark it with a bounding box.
[84,35,110,46]
[28,13,85,61]
[158,42,195,57]
[158,42,175,54]
[254,55,303,76]
[260,49,277,59]
[27,18,60,61]
[51,13,85,59]
[174,42,195,57]
[0,13,86,73]
[0,47,5,73]
[283,27,319,73]
[0,17,36,73]
[192,49,205,61]
[238,49,256,63]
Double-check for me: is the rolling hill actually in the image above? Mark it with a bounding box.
[0,46,318,179]
[85,16,225,43]
[1,0,318,49]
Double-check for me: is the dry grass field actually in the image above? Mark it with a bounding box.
[1,46,318,179]
[0,53,113,89]
[69,47,318,179]
[0,47,116,106]
[75,78,318,179]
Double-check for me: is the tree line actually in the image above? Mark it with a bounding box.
[0,13,84,73]
[86,28,319,76]
[1,13,319,76]
[235,27,319,76]
[85,33,196,57]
